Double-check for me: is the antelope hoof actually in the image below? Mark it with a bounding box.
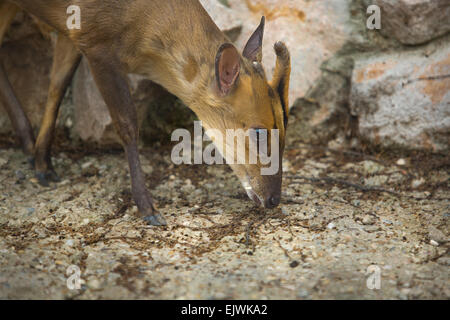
[36,170,60,187]
[142,213,167,226]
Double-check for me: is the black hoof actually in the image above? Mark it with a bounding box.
[47,170,61,182]
[28,157,35,169]
[36,172,50,187]
[142,213,167,226]
[35,170,60,187]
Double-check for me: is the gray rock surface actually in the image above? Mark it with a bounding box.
[199,0,242,41]
[228,0,353,106]
[350,39,450,151]
[72,59,158,145]
[372,0,450,45]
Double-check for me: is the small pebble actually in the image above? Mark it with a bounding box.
[15,170,26,180]
[411,178,425,189]
[362,215,376,225]
[297,288,309,299]
[429,240,439,246]
[65,118,73,128]
[428,226,447,244]
[87,278,101,290]
[81,161,93,169]
[0,158,7,168]
[437,257,450,266]
[142,165,153,175]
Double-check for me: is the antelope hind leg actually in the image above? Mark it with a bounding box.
[0,1,35,156]
[34,34,81,186]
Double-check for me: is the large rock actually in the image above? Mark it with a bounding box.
[199,0,243,41]
[350,38,450,151]
[72,58,112,143]
[228,0,353,106]
[371,0,450,45]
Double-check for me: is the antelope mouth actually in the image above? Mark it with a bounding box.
[242,179,264,207]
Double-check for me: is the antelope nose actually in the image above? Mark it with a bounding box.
[265,195,281,209]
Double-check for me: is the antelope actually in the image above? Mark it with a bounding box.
[0,0,291,225]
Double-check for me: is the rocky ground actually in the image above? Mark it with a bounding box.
[0,139,449,300]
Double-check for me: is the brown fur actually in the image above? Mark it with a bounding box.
[0,0,291,224]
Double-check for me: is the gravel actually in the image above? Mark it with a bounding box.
[0,144,448,299]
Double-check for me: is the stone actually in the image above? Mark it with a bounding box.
[411,178,425,189]
[264,0,387,145]
[87,278,102,290]
[297,288,309,299]
[428,226,448,244]
[429,240,439,247]
[361,160,385,174]
[364,175,388,186]
[15,170,25,180]
[362,215,376,225]
[350,39,450,151]
[72,59,140,145]
[0,158,7,168]
[437,256,450,266]
[141,164,154,175]
[199,0,243,41]
[73,57,197,145]
[228,0,353,106]
[372,0,450,45]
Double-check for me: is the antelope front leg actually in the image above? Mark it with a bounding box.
[86,51,166,226]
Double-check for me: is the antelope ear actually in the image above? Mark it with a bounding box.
[243,16,265,62]
[215,43,240,96]
[271,41,291,127]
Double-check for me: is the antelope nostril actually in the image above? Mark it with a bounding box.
[270,196,280,206]
[265,195,280,208]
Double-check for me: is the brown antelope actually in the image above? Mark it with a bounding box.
[0,0,291,225]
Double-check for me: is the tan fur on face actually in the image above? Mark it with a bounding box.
[183,54,199,83]
[193,44,291,206]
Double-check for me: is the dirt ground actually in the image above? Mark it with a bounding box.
[0,139,448,299]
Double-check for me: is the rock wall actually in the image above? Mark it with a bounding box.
[351,38,450,151]
[0,0,449,151]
